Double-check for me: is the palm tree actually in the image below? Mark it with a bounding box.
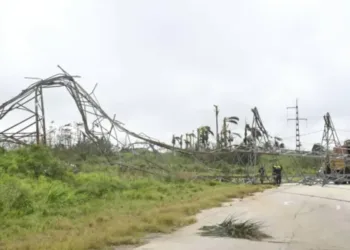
[214,105,220,147]
[57,124,73,148]
[172,135,176,148]
[184,133,190,149]
[312,143,325,154]
[189,131,196,149]
[221,116,239,148]
[243,124,262,147]
[75,122,84,143]
[273,136,284,149]
[261,136,284,150]
[177,135,183,149]
[47,120,56,147]
[227,131,241,148]
[251,127,262,139]
[198,126,214,150]
[171,135,183,148]
[170,135,183,149]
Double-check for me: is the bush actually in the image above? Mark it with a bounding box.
[0,175,34,216]
[41,179,81,207]
[74,173,130,198]
[0,145,67,179]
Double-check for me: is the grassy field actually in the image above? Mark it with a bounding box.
[53,146,320,178]
[0,145,273,250]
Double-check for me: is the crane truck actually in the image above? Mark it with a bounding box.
[324,140,350,184]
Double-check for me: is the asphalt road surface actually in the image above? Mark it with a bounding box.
[133,184,350,250]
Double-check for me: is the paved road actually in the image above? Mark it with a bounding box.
[134,184,350,250]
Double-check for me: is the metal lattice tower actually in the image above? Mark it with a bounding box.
[251,107,270,146]
[321,112,341,151]
[287,99,307,152]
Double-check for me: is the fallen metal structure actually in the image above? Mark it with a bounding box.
[0,66,188,153]
[0,66,334,185]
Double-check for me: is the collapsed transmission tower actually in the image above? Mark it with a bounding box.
[0,66,187,155]
[321,112,341,151]
[318,112,350,185]
[251,107,270,147]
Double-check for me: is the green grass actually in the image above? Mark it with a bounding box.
[51,145,319,178]
[0,175,272,250]
[0,145,274,250]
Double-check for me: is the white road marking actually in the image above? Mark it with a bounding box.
[336,205,341,210]
[284,201,294,205]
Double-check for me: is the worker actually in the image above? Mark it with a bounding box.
[274,164,282,185]
[272,165,276,183]
[258,165,265,184]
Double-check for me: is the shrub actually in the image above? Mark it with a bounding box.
[44,180,80,206]
[74,173,130,198]
[0,145,67,179]
[0,175,34,216]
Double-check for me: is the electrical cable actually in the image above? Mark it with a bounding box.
[336,129,350,133]
[279,130,323,140]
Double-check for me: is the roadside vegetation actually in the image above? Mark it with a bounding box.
[0,145,273,250]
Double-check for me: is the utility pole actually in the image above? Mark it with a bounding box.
[214,105,219,148]
[287,99,307,152]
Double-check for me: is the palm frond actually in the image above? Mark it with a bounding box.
[228,116,239,121]
[232,132,241,138]
[199,215,271,241]
[227,120,238,125]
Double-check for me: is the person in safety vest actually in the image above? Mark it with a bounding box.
[273,164,282,185]
[272,165,276,184]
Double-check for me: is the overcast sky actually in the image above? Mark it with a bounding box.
[1,0,350,150]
